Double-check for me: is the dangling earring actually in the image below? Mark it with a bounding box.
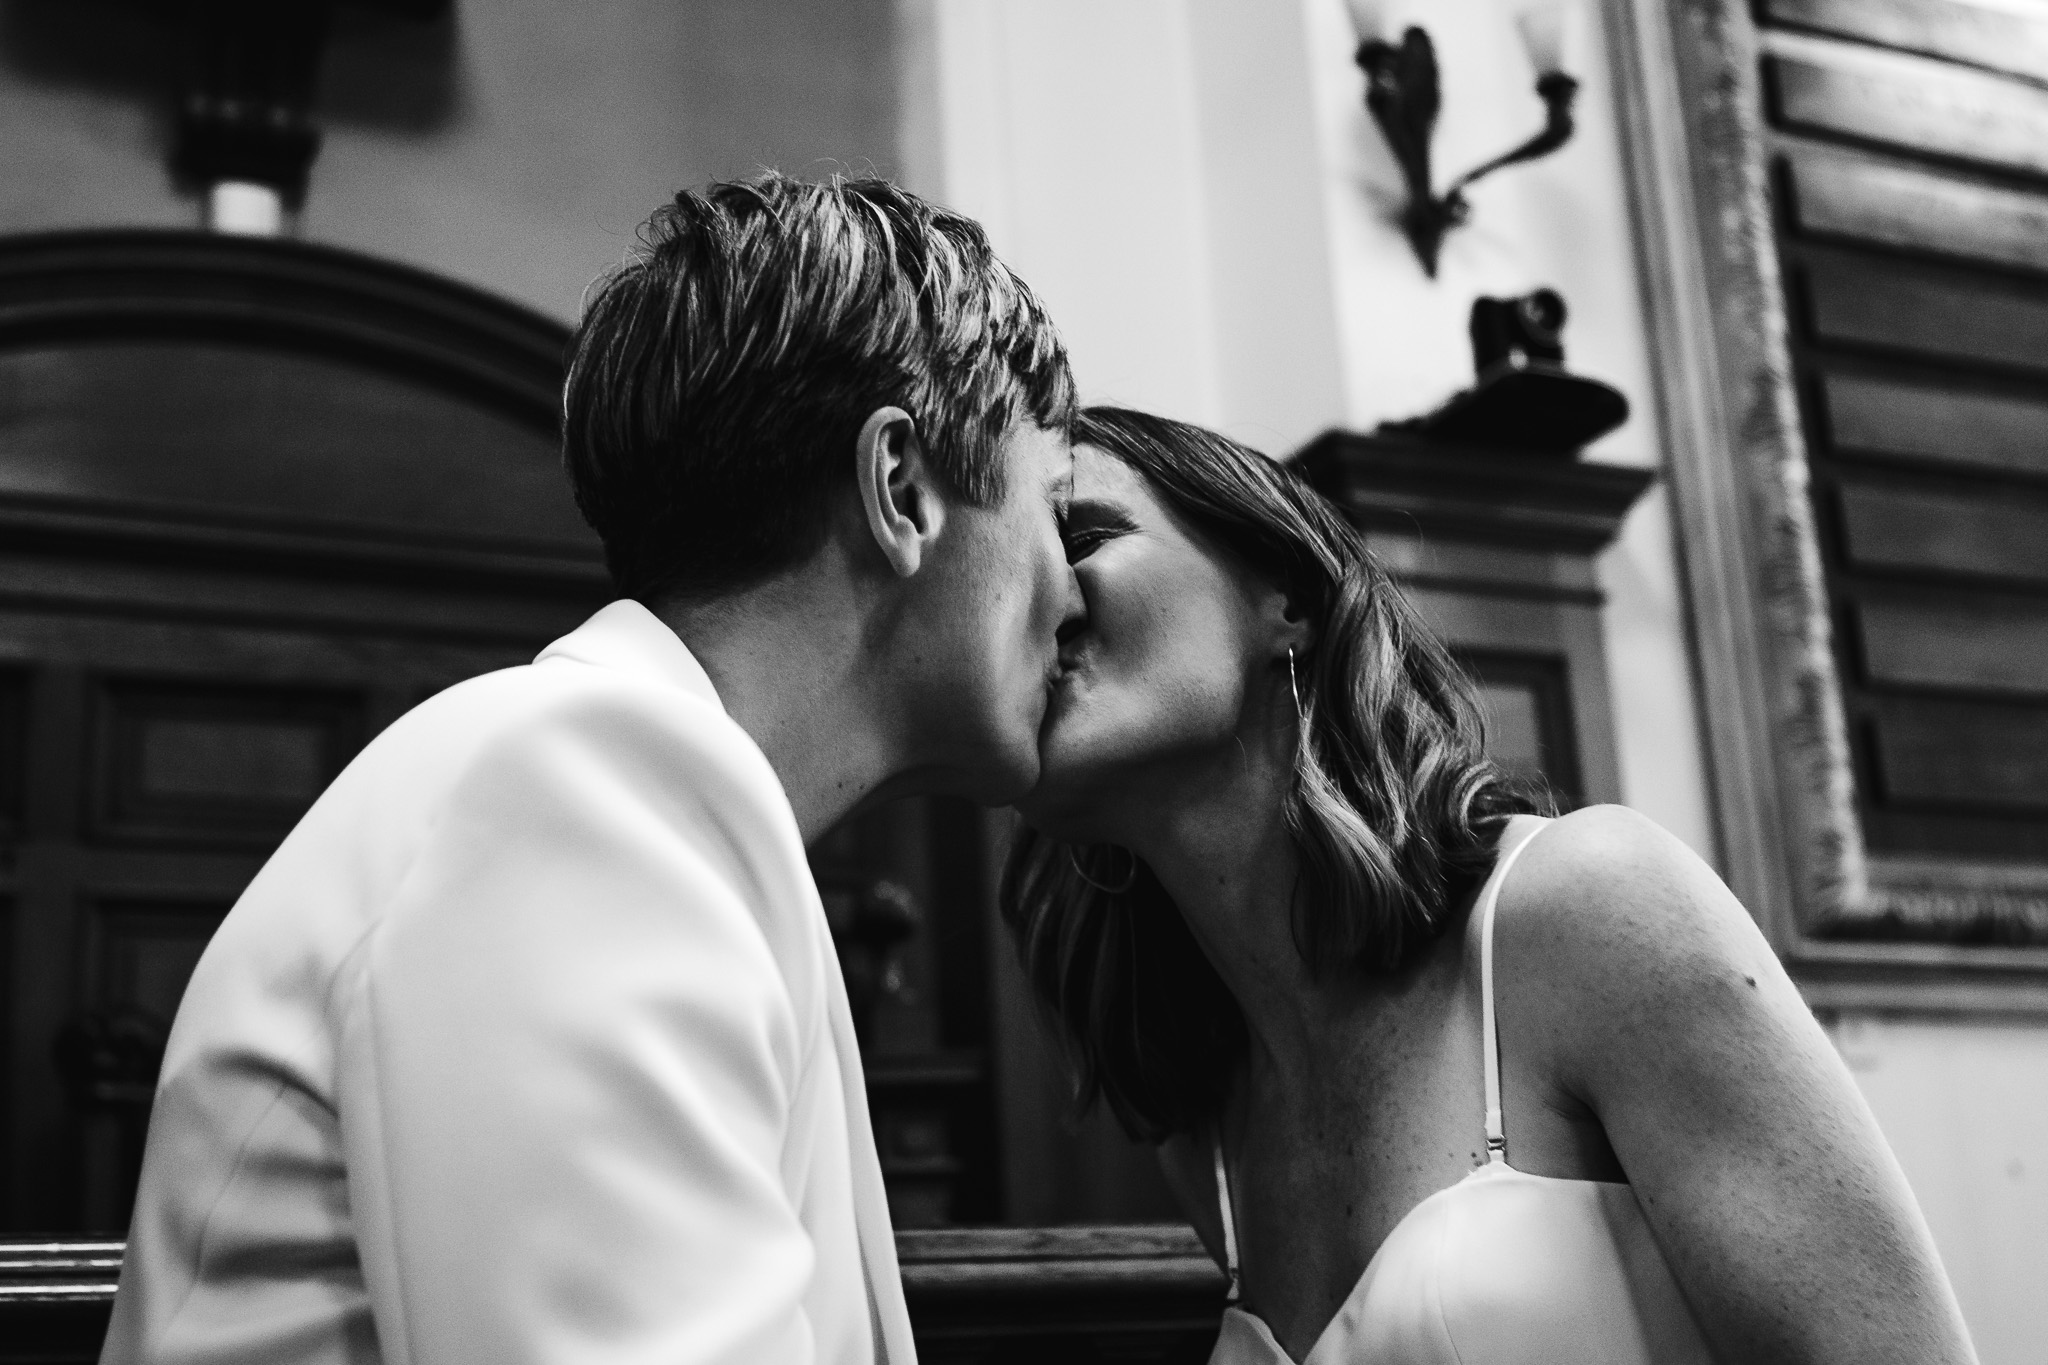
[1287,645,1304,717]
[1068,846,1139,895]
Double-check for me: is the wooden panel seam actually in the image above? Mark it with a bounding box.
[1763,0,2048,87]
[1770,48,2048,179]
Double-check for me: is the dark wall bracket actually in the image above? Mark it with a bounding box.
[1357,27,1579,277]
[145,0,451,211]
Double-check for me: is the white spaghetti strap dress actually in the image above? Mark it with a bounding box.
[1207,818,1717,1365]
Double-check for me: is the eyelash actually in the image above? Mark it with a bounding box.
[1063,528,1114,563]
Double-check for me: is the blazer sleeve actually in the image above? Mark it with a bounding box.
[335,687,823,1365]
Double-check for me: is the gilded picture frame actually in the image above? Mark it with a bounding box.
[1605,0,2048,1012]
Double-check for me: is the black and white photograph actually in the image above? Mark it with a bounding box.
[0,1,2040,1362]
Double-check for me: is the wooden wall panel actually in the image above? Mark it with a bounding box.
[85,900,231,1029]
[1871,700,2048,812]
[1858,598,2048,698]
[1820,373,2048,480]
[1804,256,2048,375]
[0,345,593,558]
[1771,49,2048,178]
[0,670,23,839]
[1838,483,2048,586]
[1459,650,1583,810]
[1764,0,2048,84]
[1788,148,2048,276]
[89,681,365,849]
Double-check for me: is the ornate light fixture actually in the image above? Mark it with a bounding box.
[1347,1,1580,276]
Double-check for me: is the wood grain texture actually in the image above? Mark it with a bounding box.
[1820,372,2048,479]
[1805,256,2048,375]
[1857,598,2048,697]
[1771,49,2048,178]
[0,672,23,837]
[1763,0,2048,85]
[1839,481,2048,585]
[0,1235,1230,1365]
[1871,699,2048,811]
[1787,147,2048,276]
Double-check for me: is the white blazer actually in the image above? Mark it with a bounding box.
[102,601,916,1365]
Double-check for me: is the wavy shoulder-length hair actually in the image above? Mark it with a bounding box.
[1001,407,1549,1143]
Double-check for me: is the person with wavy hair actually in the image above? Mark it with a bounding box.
[1005,407,1973,1365]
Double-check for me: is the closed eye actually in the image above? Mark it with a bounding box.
[1063,527,1116,563]
[1060,498,1138,564]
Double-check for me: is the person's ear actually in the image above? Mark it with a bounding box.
[1255,583,1316,663]
[854,406,945,578]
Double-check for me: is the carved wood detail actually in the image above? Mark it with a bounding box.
[1631,0,2048,1007]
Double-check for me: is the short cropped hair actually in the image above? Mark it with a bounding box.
[1001,407,1550,1143]
[562,172,1076,602]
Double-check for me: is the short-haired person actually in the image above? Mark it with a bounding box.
[103,175,1082,1365]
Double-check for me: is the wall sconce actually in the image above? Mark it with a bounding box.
[1348,1,1579,276]
[158,0,450,234]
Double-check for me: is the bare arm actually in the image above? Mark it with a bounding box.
[1506,806,1975,1364]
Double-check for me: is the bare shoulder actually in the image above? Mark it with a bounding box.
[1492,805,1797,1080]
[1500,804,1769,968]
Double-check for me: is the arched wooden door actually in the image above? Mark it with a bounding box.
[0,231,607,1231]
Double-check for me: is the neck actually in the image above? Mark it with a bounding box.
[1118,711,1360,1082]
[653,561,898,845]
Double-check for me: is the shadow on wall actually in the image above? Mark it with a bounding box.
[0,0,470,136]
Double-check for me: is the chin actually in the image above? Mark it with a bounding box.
[970,701,1046,806]
[1013,730,1111,835]
[978,750,1040,807]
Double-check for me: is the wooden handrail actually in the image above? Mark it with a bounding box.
[1,1226,1227,1302]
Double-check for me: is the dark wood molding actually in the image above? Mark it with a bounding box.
[0,231,600,591]
[0,231,567,435]
[900,1224,1222,1296]
[1291,432,1656,559]
[0,1234,1227,1364]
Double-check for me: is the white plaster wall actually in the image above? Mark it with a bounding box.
[1299,0,1712,860]
[905,0,1712,858]
[0,0,900,322]
[902,0,1230,429]
[1832,1014,2048,1365]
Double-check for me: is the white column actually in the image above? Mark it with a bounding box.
[897,0,1350,450]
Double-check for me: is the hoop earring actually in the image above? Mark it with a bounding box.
[1287,645,1304,717]
[1068,846,1139,895]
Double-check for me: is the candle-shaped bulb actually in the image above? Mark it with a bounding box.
[1346,0,1389,44]
[1515,1,1570,76]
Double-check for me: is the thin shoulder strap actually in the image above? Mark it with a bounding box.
[1213,1139,1242,1303]
[1480,817,1553,1166]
